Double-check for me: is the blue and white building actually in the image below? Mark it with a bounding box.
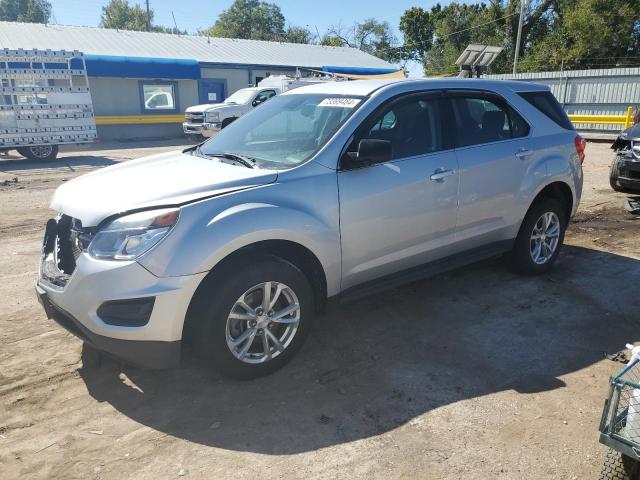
[0,22,397,139]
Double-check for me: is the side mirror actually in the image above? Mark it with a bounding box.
[252,97,264,107]
[355,139,392,166]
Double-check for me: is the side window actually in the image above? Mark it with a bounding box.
[450,95,529,147]
[369,110,397,133]
[255,90,276,105]
[349,95,444,162]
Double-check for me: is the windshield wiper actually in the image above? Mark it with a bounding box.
[208,152,258,169]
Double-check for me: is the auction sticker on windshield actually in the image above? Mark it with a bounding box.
[318,98,361,108]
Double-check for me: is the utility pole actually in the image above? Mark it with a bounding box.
[512,0,526,74]
[145,0,151,32]
[171,11,178,33]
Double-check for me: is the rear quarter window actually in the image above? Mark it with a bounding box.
[518,91,574,130]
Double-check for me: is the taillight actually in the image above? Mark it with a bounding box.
[575,134,586,164]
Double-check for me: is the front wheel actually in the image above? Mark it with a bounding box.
[17,145,58,161]
[508,197,567,274]
[192,255,315,379]
[599,448,639,480]
[610,156,626,192]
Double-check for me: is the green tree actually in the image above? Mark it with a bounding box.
[399,7,434,60]
[325,19,402,63]
[0,0,51,23]
[400,0,640,76]
[320,34,344,47]
[203,0,285,41]
[100,0,150,31]
[284,26,314,44]
[99,0,185,34]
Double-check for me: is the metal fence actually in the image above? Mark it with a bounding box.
[485,67,640,135]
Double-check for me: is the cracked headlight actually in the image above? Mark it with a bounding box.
[205,111,220,123]
[88,208,179,260]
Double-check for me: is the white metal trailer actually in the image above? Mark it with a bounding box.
[0,49,97,161]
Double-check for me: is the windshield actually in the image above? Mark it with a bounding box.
[225,89,257,104]
[200,94,364,169]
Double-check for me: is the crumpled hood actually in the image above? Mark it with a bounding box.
[50,150,278,226]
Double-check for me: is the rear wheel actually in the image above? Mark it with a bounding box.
[509,197,567,274]
[192,255,315,379]
[599,448,640,480]
[17,145,58,161]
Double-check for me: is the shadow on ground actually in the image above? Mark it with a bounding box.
[0,154,117,172]
[79,245,640,455]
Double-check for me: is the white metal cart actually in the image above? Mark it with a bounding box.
[0,48,97,161]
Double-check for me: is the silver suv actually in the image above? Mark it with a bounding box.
[36,79,584,378]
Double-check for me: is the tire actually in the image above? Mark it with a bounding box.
[191,255,315,379]
[17,144,58,161]
[508,197,567,275]
[610,156,627,193]
[599,449,640,480]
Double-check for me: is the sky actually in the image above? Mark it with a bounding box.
[49,0,451,77]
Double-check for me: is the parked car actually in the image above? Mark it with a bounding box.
[610,122,640,193]
[36,79,584,379]
[182,76,329,138]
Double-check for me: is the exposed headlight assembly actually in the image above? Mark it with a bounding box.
[205,111,220,123]
[88,208,179,260]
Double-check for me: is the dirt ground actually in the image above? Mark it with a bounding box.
[1,139,640,480]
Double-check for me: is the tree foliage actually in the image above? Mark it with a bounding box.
[324,19,405,63]
[0,0,51,23]
[284,26,315,44]
[203,0,285,41]
[99,0,185,34]
[100,0,148,31]
[399,0,640,75]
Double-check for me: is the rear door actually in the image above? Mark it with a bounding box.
[338,91,460,289]
[446,90,531,249]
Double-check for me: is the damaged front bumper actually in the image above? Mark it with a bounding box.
[35,215,206,369]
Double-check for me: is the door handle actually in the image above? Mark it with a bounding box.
[515,148,533,160]
[430,169,456,181]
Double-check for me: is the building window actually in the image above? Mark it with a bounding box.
[140,82,178,112]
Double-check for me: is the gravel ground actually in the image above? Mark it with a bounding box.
[1,139,639,480]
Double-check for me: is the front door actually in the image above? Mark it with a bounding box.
[198,79,225,104]
[338,92,459,290]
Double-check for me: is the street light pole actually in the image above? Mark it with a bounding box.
[512,0,526,74]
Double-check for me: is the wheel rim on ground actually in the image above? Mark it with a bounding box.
[530,211,560,265]
[225,281,301,364]
[29,145,54,158]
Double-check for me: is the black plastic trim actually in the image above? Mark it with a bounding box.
[36,289,180,369]
[333,240,513,304]
[97,297,155,327]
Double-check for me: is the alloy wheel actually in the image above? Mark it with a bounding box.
[530,211,560,265]
[225,281,300,364]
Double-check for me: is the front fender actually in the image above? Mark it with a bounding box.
[139,199,341,296]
